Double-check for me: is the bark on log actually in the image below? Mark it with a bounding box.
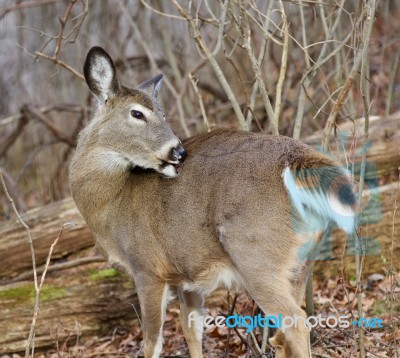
[314,181,400,280]
[0,264,138,354]
[0,198,138,354]
[304,112,400,181]
[0,198,93,282]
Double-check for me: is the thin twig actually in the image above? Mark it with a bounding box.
[249,331,262,355]
[0,170,71,357]
[273,3,289,129]
[388,170,400,326]
[0,171,38,291]
[245,2,270,127]
[294,0,347,139]
[211,0,229,57]
[188,74,211,132]
[31,0,88,81]
[140,0,184,20]
[1,170,37,357]
[63,0,89,48]
[35,51,84,80]
[0,0,59,18]
[26,223,70,358]
[54,0,76,58]
[156,1,194,119]
[293,0,311,140]
[321,47,363,150]
[355,1,377,356]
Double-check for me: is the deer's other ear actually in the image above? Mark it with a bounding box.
[84,47,120,102]
[137,74,163,99]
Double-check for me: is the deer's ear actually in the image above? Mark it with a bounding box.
[84,47,120,102]
[137,74,163,99]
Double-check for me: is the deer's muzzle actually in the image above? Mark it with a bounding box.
[170,145,187,163]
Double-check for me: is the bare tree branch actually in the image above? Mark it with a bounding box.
[119,1,191,137]
[355,2,378,356]
[0,0,59,19]
[239,4,278,134]
[172,0,249,131]
[33,0,88,81]
[273,2,289,129]
[22,105,75,147]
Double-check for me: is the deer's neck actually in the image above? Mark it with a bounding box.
[69,146,131,226]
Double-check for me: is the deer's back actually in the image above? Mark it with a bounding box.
[106,129,318,278]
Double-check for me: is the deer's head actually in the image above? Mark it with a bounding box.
[83,46,186,178]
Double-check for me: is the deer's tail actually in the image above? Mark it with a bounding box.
[282,157,356,234]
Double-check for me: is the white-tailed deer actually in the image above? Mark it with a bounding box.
[70,47,356,358]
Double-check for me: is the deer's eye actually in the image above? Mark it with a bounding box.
[131,110,145,121]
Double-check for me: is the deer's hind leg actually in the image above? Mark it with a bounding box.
[249,277,311,358]
[268,230,323,356]
[218,225,312,358]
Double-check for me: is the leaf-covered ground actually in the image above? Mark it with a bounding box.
[6,274,400,358]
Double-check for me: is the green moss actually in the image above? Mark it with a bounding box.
[89,268,119,280]
[0,285,66,303]
[0,285,34,301]
[40,286,66,301]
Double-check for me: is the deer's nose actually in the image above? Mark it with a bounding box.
[171,145,187,162]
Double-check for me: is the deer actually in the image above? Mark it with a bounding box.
[69,46,356,358]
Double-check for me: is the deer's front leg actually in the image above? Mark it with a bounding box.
[135,274,169,358]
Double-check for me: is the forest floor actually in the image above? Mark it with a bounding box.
[7,273,399,358]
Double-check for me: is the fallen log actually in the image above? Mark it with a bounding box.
[304,112,400,279]
[314,181,400,280]
[304,112,400,181]
[0,198,139,354]
[0,197,93,282]
[0,264,138,354]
